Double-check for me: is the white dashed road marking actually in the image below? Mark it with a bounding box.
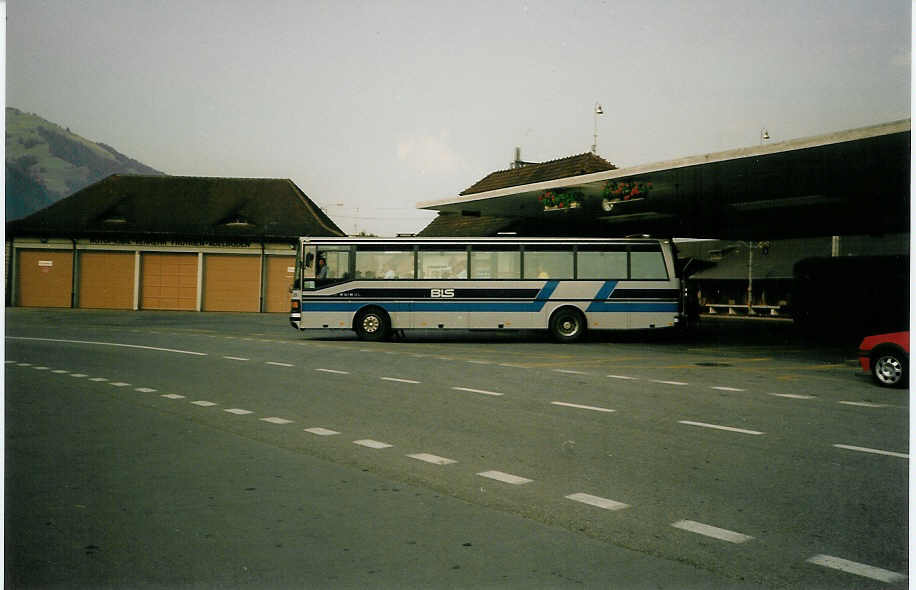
[109,382,131,387]
[652,379,688,386]
[806,554,907,584]
[678,420,764,436]
[477,470,533,485]
[89,377,107,381]
[225,408,253,415]
[833,444,908,459]
[671,520,754,544]
[565,492,629,511]
[70,373,88,378]
[52,370,70,374]
[192,401,217,407]
[135,387,157,393]
[452,386,503,397]
[407,453,457,465]
[551,401,616,413]
[354,439,393,449]
[17,363,32,367]
[608,375,638,380]
[315,368,350,375]
[554,369,590,375]
[261,417,293,424]
[266,361,294,367]
[34,366,50,371]
[223,356,249,361]
[839,401,887,408]
[769,393,815,399]
[161,394,186,399]
[305,427,340,436]
[711,386,745,392]
[381,377,421,384]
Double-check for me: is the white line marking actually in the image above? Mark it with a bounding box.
[833,444,908,459]
[381,377,421,384]
[565,493,629,511]
[34,366,50,371]
[315,368,350,375]
[134,387,157,393]
[671,520,754,544]
[678,420,764,435]
[839,401,887,408]
[109,382,131,387]
[266,361,294,367]
[17,362,32,366]
[261,417,293,424]
[225,408,253,415]
[407,453,457,465]
[769,393,815,399]
[89,377,108,381]
[5,360,14,364]
[711,386,745,392]
[806,554,907,583]
[498,363,527,368]
[305,427,340,436]
[223,356,249,361]
[551,401,616,413]
[161,394,186,399]
[52,370,70,374]
[70,373,88,378]
[652,379,688,386]
[452,386,504,397]
[6,336,207,356]
[554,369,590,375]
[191,401,217,407]
[354,439,392,449]
[608,375,638,380]
[467,360,493,365]
[477,470,532,485]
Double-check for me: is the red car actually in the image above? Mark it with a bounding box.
[858,331,909,388]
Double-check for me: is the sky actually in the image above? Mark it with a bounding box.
[6,0,911,236]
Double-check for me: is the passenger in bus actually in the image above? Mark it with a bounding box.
[317,256,328,280]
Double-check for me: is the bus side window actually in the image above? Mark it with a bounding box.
[630,246,668,279]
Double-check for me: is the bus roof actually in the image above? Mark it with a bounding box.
[299,236,667,245]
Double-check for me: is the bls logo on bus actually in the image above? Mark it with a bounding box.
[430,288,455,298]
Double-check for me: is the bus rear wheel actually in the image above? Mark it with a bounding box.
[354,307,391,341]
[549,307,586,343]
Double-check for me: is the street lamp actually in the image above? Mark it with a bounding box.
[592,102,604,153]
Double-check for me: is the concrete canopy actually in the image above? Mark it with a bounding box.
[418,120,910,240]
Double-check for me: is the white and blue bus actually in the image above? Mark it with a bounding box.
[289,236,683,342]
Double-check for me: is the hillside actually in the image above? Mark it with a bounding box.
[5,107,165,220]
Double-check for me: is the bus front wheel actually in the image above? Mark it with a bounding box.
[549,307,586,343]
[354,307,391,341]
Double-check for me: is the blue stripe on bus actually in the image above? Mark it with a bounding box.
[299,280,676,315]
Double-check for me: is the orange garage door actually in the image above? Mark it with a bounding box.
[79,251,135,309]
[17,250,73,307]
[203,254,261,312]
[264,255,296,312]
[141,253,198,310]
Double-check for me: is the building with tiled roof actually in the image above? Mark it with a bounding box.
[7,175,344,312]
[419,152,616,237]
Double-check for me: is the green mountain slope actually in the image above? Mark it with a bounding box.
[6,107,165,220]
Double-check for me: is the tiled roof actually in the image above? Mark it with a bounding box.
[460,152,616,196]
[416,214,520,237]
[6,174,345,239]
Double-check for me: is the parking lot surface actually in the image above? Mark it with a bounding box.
[5,309,908,588]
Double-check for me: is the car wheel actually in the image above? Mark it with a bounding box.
[354,307,390,341]
[549,307,586,343]
[871,348,907,388]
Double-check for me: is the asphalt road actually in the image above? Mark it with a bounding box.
[5,309,909,589]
